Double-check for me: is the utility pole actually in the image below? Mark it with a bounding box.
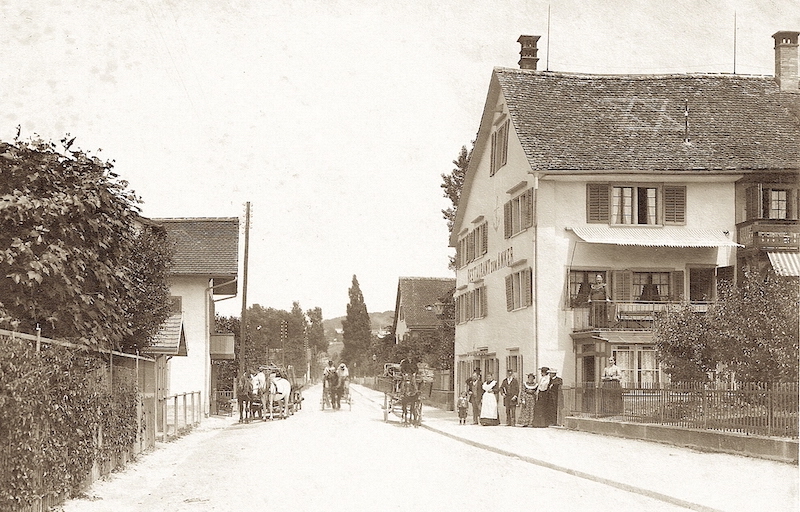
[238,202,251,371]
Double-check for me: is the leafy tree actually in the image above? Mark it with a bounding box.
[341,275,372,369]
[654,270,799,383]
[214,314,240,389]
[441,144,471,235]
[0,135,172,351]
[243,303,308,372]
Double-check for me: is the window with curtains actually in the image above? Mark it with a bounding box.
[568,270,607,307]
[609,269,684,303]
[632,272,670,302]
[457,221,488,268]
[587,183,686,225]
[611,346,661,386]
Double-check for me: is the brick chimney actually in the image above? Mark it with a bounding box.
[772,31,799,92]
[517,35,541,70]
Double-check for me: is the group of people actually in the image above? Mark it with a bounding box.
[322,360,349,410]
[458,367,562,427]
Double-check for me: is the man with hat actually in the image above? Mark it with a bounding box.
[500,369,520,426]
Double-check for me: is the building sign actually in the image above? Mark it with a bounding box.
[467,247,514,283]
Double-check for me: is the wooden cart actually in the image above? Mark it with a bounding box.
[377,363,433,426]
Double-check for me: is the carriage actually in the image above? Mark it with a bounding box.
[377,362,434,427]
[247,363,305,421]
[321,363,351,411]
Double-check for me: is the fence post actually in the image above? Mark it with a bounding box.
[183,393,188,431]
[173,395,178,436]
[161,398,167,441]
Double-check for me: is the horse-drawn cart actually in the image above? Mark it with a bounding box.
[321,363,351,411]
[378,362,433,427]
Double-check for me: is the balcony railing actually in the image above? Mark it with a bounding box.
[737,219,800,251]
[572,301,711,331]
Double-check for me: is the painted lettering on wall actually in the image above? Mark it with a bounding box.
[467,247,514,283]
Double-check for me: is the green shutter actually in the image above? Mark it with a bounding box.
[587,184,609,223]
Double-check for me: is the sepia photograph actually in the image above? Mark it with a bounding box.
[0,0,798,511]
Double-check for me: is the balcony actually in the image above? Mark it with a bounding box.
[572,301,711,332]
[210,333,235,360]
[737,220,800,252]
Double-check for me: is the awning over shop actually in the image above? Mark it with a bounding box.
[592,331,654,345]
[146,314,187,357]
[767,251,800,277]
[567,227,742,247]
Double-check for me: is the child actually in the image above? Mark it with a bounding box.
[457,391,469,425]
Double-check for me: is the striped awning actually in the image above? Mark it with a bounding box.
[767,251,800,277]
[567,227,742,247]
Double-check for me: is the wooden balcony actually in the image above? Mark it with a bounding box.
[571,301,711,332]
[737,220,800,252]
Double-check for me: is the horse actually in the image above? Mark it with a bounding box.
[237,372,254,423]
[268,372,293,419]
[400,376,420,427]
[325,370,341,410]
[250,370,268,420]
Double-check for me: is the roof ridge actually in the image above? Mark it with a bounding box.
[494,66,774,81]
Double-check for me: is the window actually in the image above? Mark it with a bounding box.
[504,188,533,238]
[746,185,798,220]
[586,183,685,225]
[611,346,661,386]
[506,353,523,377]
[568,270,607,307]
[490,119,509,176]
[455,286,487,323]
[457,222,488,268]
[632,272,670,302]
[610,270,684,303]
[505,267,532,311]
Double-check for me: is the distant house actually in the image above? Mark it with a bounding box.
[451,31,799,407]
[145,217,239,416]
[392,277,456,344]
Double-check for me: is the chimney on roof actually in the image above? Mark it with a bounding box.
[517,35,541,70]
[772,31,799,92]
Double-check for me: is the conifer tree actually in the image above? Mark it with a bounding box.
[341,275,372,370]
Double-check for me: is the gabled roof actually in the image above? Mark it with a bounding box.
[452,69,800,245]
[145,313,187,356]
[153,218,239,277]
[495,69,800,173]
[392,277,455,332]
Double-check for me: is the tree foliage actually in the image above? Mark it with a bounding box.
[0,135,172,351]
[341,275,372,368]
[441,144,471,235]
[243,302,309,373]
[306,306,327,354]
[655,271,799,382]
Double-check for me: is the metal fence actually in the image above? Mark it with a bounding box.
[565,382,799,438]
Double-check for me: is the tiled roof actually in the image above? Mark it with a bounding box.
[146,313,187,356]
[495,69,800,172]
[153,218,239,276]
[394,277,455,329]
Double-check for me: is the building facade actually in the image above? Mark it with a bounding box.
[392,277,456,344]
[451,32,800,408]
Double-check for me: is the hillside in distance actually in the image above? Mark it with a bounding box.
[322,311,394,340]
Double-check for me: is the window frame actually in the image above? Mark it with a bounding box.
[504,188,534,239]
[586,183,686,226]
[505,267,532,311]
[490,118,509,177]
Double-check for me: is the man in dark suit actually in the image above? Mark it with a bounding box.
[466,368,482,425]
[500,370,520,426]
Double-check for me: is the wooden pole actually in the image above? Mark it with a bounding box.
[239,202,251,372]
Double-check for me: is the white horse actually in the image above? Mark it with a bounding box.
[268,373,293,419]
[251,371,267,420]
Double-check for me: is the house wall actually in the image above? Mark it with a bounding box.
[166,276,212,415]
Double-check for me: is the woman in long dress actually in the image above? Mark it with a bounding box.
[479,373,500,426]
[518,373,538,427]
[532,367,551,427]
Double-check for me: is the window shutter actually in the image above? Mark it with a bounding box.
[490,132,497,176]
[500,120,509,167]
[523,188,534,229]
[745,185,761,220]
[663,186,686,225]
[481,286,487,317]
[504,201,512,239]
[788,189,797,220]
[587,184,610,223]
[671,270,685,301]
[505,275,513,311]
[455,295,462,324]
[611,270,632,302]
[523,268,533,307]
[481,222,488,255]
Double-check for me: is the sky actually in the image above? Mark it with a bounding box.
[2,0,798,319]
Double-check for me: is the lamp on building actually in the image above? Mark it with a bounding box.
[425,301,446,317]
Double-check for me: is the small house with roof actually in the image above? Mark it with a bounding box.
[392,277,456,344]
[451,31,800,411]
[146,217,239,416]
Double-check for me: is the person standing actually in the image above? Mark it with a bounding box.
[479,373,500,426]
[466,369,482,425]
[500,370,520,426]
[531,367,551,427]
[457,391,469,425]
[547,368,563,426]
[601,357,623,415]
[518,373,538,427]
[587,274,610,327]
